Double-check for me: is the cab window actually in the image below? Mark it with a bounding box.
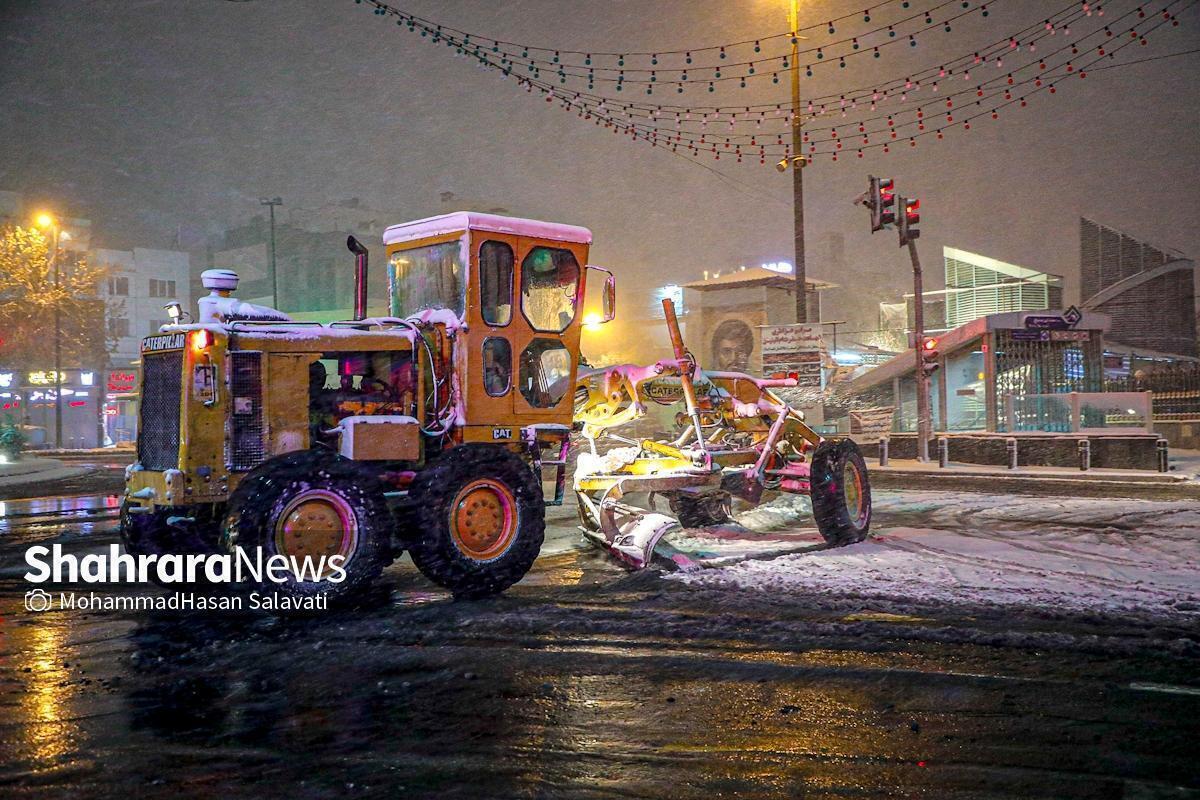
[479,241,514,326]
[519,338,572,408]
[388,241,464,318]
[482,338,512,397]
[520,247,580,333]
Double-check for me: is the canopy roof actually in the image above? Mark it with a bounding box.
[383,212,592,246]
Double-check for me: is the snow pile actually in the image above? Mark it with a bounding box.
[668,490,1200,619]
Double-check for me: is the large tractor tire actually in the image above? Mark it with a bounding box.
[221,449,393,602]
[406,444,545,599]
[120,501,222,588]
[810,439,872,546]
[668,490,734,528]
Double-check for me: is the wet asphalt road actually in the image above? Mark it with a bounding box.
[1,469,1198,799]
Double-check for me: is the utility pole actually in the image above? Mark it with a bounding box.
[906,235,932,462]
[788,0,807,323]
[260,197,283,308]
[52,229,62,449]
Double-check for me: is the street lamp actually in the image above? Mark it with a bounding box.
[33,212,63,448]
[260,197,283,309]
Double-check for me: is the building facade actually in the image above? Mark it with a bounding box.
[878,247,1062,350]
[90,247,191,444]
[1079,218,1196,357]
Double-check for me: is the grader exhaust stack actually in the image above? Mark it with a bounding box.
[573,302,873,569]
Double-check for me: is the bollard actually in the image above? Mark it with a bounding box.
[878,437,889,467]
[1157,439,1170,473]
[1006,437,1018,470]
[1078,438,1090,472]
[938,437,949,468]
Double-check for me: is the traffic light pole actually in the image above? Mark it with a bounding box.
[907,237,932,462]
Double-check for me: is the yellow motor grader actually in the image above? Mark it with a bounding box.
[122,211,869,602]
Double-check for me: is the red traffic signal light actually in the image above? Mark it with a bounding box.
[898,195,921,246]
[920,336,940,374]
[868,176,897,232]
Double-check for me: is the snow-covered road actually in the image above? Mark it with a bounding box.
[668,491,1200,620]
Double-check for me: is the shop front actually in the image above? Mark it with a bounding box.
[846,309,1114,434]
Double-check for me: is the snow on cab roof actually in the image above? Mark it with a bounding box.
[382,212,592,246]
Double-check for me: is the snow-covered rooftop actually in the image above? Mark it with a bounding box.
[682,267,837,291]
[382,212,592,246]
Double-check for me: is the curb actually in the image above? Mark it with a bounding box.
[0,459,92,489]
[870,469,1200,500]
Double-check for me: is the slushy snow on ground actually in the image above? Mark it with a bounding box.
[666,490,1200,620]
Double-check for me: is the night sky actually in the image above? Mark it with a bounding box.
[2,0,1197,334]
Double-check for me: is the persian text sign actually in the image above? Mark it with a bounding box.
[760,324,826,387]
[761,324,825,355]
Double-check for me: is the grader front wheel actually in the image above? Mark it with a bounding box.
[222,450,393,601]
[810,439,872,546]
[407,445,545,598]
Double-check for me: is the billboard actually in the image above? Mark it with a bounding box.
[760,324,827,387]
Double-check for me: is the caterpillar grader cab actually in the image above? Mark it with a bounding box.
[123,212,613,600]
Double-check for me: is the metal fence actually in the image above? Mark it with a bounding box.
[1106,364,1200,420]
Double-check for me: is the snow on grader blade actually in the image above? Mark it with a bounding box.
[573,298,872,569]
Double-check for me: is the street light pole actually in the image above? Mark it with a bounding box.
[789,0,807,324]
[260,197,283,309]
[37,217,64,448]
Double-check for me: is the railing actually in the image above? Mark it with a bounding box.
[1004,392,1153,434]
[1107,365,1200,420]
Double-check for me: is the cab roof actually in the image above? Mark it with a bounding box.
[382,212,592,247]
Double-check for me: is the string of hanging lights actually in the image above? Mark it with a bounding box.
[498,0,1190,163]
[362,0,1009,91]
[541,0,1170,150]
[357,0,934,61]
[351,0,1189,165]
[358,0,1103,119]
[375,0,1138,147]
[493,0,1105,141]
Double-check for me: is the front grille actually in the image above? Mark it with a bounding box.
[228,351,265,471]
[138,352,183,470]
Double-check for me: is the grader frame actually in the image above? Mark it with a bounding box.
[573,299,871,568]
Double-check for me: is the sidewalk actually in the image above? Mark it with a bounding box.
[0,457,91,489]
[869,457,1200,499]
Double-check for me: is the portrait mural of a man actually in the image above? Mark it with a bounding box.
[710,318,755,373]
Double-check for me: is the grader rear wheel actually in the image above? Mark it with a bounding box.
[406,445,545,599]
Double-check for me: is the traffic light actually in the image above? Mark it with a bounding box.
[898,196,921,246]
[920,336,940,374]
[867,175,896,232]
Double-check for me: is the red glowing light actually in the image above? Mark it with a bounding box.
[191,329,213,352]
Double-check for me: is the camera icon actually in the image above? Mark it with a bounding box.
[24,589,53,612]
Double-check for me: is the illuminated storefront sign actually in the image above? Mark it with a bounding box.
[107,370,138,393]
[27,371,65,385]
